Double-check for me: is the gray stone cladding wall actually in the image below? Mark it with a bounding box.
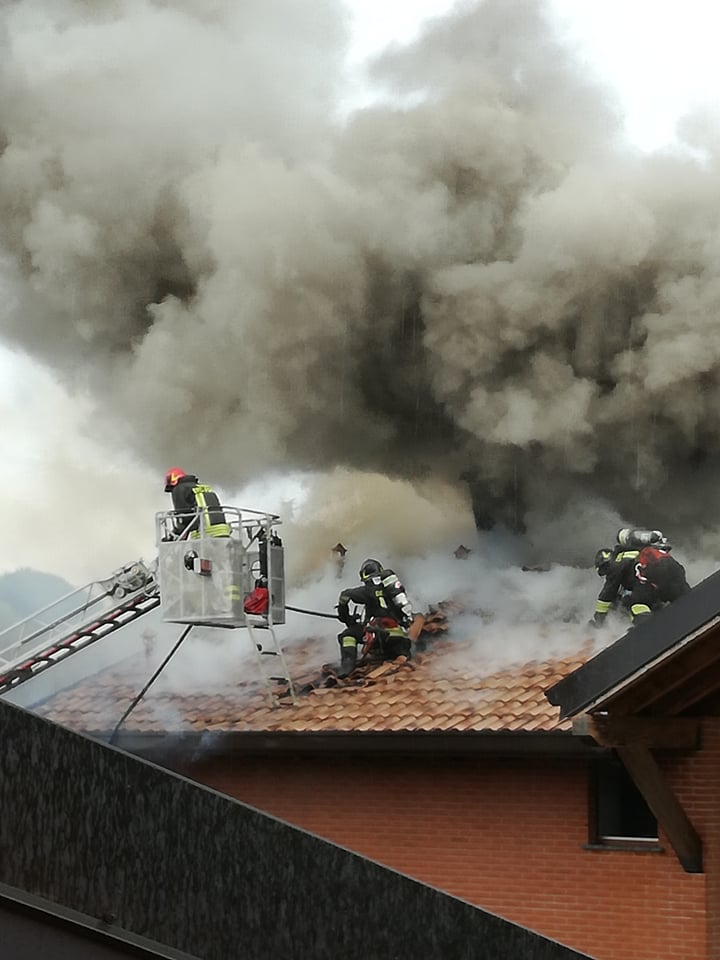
[0,700,594,960]
[0,893,195,960]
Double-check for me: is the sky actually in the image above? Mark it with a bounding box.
[1,0,720,588]
[346,0,720,150]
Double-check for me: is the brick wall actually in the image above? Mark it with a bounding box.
[663,717,720,959]
[178,743,710,960]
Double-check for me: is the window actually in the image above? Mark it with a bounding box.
[589,755,658,846]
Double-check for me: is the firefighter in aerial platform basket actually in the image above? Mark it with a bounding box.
[335,558,415,678]
[163,468,230,540]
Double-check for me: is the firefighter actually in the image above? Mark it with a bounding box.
[588,543,641,629]
[627,540,691,623]
[163,468,230,539]
[335,558,415,678]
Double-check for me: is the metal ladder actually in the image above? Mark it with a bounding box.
[0,560,160,696]
[246,618,297,706]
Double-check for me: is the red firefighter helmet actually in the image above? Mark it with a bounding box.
[164,467,187,492]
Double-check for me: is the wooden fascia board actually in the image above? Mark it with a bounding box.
[572,714,700,750]
[617,744,703,874]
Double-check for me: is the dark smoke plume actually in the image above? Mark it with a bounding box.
[2,0,720,566]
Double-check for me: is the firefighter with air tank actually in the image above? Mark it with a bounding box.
[590,527,690,628]
[335,559,415,678]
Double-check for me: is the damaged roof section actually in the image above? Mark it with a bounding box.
[33,626,591,742]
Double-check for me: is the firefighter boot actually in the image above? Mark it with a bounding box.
[337,638,358,678]
[383,629,411,662]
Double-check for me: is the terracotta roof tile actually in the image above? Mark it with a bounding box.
[33,633,594,739]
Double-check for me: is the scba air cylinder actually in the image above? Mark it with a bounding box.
[616,528,663,548]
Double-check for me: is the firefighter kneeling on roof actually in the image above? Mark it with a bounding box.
[627,536,691,624]
[335,559,415,678]
[590,528,691,628]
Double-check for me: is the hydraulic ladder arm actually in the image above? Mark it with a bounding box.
[0,560,160,696]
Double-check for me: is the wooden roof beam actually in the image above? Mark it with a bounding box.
[617,744,702,874]
[572,714,701,750]
[599,635,720,715]
[645,666,720,716]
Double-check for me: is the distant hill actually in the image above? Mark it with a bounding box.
[0,568,76,631]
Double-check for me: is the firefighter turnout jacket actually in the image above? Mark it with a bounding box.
[170,475,230,539]
[628,547,691,621]
[335,566,414,677]
[594,548,640,623]
[337,568,414,628]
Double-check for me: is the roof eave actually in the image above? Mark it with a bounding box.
[105,728,607,761]
[546,572,720,719]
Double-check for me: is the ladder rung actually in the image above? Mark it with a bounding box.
[0,591,161,696]
[247,621,296,707]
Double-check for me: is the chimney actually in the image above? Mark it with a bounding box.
[331,543,347,579]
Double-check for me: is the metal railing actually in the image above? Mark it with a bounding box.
[0,560,158,675]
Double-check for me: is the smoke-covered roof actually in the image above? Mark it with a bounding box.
[34,630,590,740]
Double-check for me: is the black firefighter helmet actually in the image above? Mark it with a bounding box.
[594,548,613,578]
[360,558,383,581]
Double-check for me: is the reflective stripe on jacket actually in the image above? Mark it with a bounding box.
[190,484,230,538]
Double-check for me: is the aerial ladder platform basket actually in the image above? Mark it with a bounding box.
[156,506,296,705]
[0,507,296,710]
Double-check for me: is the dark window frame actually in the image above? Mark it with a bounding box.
[587,754,661,851]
